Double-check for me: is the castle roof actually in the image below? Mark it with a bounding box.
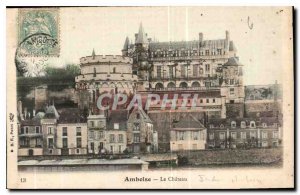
[223,57,242,66]
[123,36,129,50]
[136,23,147,44]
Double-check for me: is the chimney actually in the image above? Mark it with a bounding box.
[199,32,203,42]
[33,109,36,117]
[24,107,27,119]
[135,33,138,42]
[226,30,230,41]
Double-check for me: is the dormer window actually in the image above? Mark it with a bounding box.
[231,121,236,128]
[250,121,256,128]
[241,121,246,128]
[262,123,267,128]
[114,123,119,130]
[220,124,224,129]
[209,124,214,129]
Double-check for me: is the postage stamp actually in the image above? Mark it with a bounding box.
[18,8,60,57]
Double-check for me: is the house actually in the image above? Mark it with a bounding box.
[170,114,207,151]
[127,106,156,153]
[207,117,282,149]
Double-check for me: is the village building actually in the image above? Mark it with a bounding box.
[207,117,282,149]
[127,106,157,153]
[170,114,207,151]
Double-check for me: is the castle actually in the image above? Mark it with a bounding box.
[18,23,282,156]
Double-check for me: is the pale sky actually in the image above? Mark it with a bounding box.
[47,7,292,85]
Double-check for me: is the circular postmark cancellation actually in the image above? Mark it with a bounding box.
[18,8,60,57]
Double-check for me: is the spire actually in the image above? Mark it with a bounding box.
[136,22,147,44]
[92,48,96,59]
[123,36,129,50]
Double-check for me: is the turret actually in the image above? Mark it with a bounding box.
[122,36,129,56]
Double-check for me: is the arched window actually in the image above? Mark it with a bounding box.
[179,82,188,88]
[250,121,256,128]
[155,83,164,90]
[167,82,176,88]
[191,81,200,88]
[231,121,236,128]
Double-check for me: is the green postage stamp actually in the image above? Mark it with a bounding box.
[18,8,60,57]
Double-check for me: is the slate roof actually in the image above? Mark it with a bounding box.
[44,105,60,119]
[123,36,129,50]
[136,23,147,44]
[173,114,205,129]
[58,108,87,124]
[21,118,41,126]
[207,117,280,128]
[107,110,128,130]
[223,57,242,66]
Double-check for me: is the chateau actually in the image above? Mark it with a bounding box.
[17,23,282,156]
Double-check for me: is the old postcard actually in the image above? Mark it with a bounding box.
[6,6,294,189]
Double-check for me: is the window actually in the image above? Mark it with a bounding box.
[136,113,140,119]
[262,123,267,128]
[113,67,116,73]
[193,65,198,77]
[47,127,54,135]
[93,67,96,77]
[181,65,186,77]
[114,123,119,130]
[169,66,174,78]
[250,131,256,138]
[231,121,236,128]
[20,127,24,134]
[230,88,234,95]
[205,50,209,55]
[100,131,104,139]
[205,64,210,72]
[231,132,237,139]
[213,99,216,103]
[230,79,235,85]
[110,146,114,153]
[274,123,278,127]
[199,68,203,75]
[217,48,222,55]
[209,133,214,140]
[118,134,124,143]
[250,121,256,128]
[63,138,68,148]
[134,133,140,143]
[76,137,82,148]
[206,99,209,103]
[241,121,246,128]
[109,134,115,143]
[35,126,40,134]
[209,124,214,129]
[220,124,225,129]
[192,131,199,140]
[178,131,185,140]
[200,99,203,103]
[119,145,122,153]
[273,131,278,139]
[133,123,140,131]
[76,149,80,154]
[262,141,268,147]
[90,121,94,127]
[241,132,247,139]
[63,127,67,136]
[157,66,162,79]
[262,132,268,139]
[76,127,81,136]
[219,132,225,140]
[89,131,94,139]
[48,138,54,148]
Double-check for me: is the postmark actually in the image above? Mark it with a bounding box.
[18,8,60,57]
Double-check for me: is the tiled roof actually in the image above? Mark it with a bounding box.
[173,114,205,129]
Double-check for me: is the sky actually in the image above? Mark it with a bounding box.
[46,7,292,85]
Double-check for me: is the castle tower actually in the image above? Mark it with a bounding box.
[134,23,151,87]
[122,36,129,56]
